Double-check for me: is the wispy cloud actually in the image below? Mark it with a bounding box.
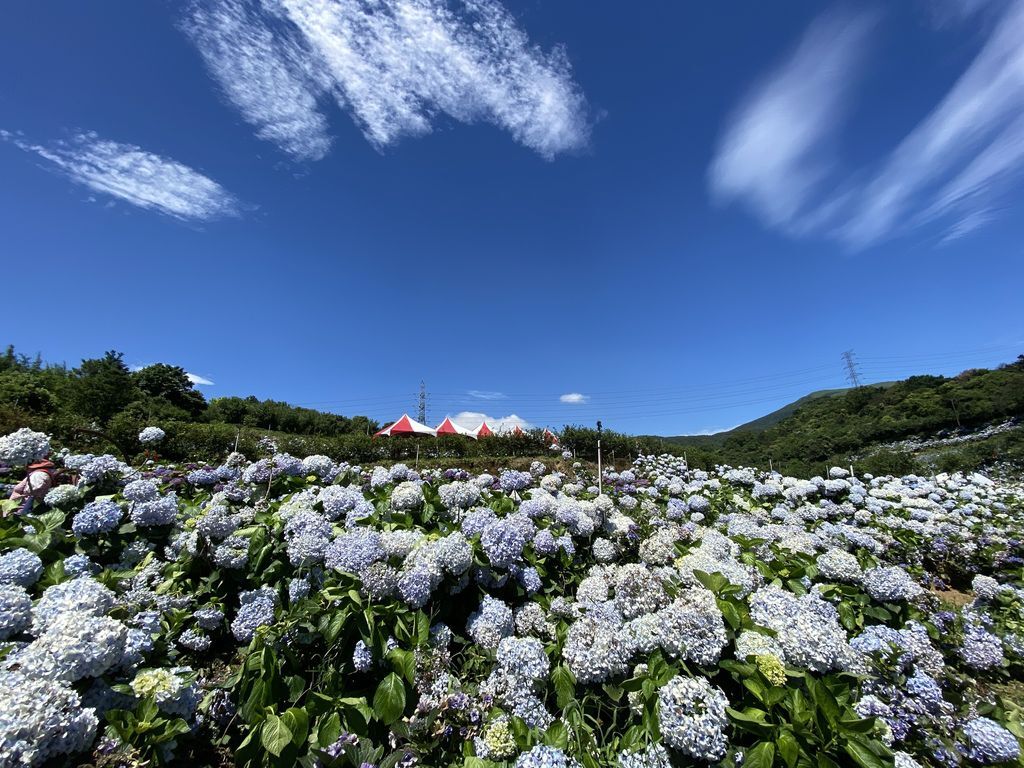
[709,1,1024,247]
[559,392,589,404]
[467,390,507,400]
[181,0,332,161]
[2,130,239,221]
[182,0,589,160]
[451,411,533,432]
[708,9,874,233]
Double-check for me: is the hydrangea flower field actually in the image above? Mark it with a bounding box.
[2,427,1024,768]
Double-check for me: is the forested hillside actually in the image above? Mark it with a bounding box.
[690,357,1024,475]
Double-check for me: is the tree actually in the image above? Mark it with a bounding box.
[70,351,137,425]
[132,364,207,419]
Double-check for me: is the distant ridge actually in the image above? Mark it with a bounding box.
[666,382,896,446]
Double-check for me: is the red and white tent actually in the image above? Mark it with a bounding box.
[374,413,437,437]
[435,416,477,438]
[473,421,494,437]
[543,429,560,445]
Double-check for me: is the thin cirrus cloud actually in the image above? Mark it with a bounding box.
[559,392,589,404]
[180,0,590,161]
[709,0,1024,247]
[467,390,507,400]
[2,130,239,221]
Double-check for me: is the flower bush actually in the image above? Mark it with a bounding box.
[1,430,1023,767]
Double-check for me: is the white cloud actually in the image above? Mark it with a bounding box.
[842,1,1024,246]
[451,411,533,432]
[710,1,1024,246]
[182,0,589,159]
[559,392,589,404]
[2,130,239,221]
[181,0,332,161]
[708,9,873,231]
[467,390,506,400]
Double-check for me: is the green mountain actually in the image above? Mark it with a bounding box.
[667,383,896,446]
[667,358,1024,476]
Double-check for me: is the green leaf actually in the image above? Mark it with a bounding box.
[373,673,406,724]
[839,717,879,735]
[726,707,774,738]
[777,731,799,768]
[261,714,293,757]
[282,707,309,746]
[543,721,569,750]
[602,683,623,703]
[843,739,890,768]
[552,664,577,710]
[744,741,776,768]
[317,712,342,748]
[693,569,729,594]
[392,648,417,685]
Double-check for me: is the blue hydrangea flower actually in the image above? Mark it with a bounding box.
[353,640,373,672]
[657,675,730,761]
[130,493,178,526]
[72,500,124,537]
[961,717,1020,764]
[0,548,44,587]
[0,583,32,640]
[514,745,581,768]
[231,587,277,643]
[325,529,385,574]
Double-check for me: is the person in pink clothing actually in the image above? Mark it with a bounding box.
[8,458,56,515]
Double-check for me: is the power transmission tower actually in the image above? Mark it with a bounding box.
[841,350,862,388]
[417,380,428,424]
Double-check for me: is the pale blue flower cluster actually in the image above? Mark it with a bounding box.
[231,587,277,643]
[138,426,166,444]
[130,492,178,526]
[0,583,32,640]
[317,485,372,523]
[123,479,158,502]
[72,499,124,537]
[961,717,1020,764]
[325,528,385,574]
[284,510,332,566]
[467,595,513,649]
[0,670,98,767]
[657,675,730,761]
[0,547,43,587]
[617,744,671,768]
[32,577,116,633]
[353,640,374,672]
[514,745,581,768]
[0,428,50,466]
[499,470,532,493]
[481,518,529,568]
[438,481,482,512]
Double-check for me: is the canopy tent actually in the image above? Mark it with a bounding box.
[543,429,560,445]
[435,416,477,438]
[510,425,525,436]
[374,413,437,437]
[473,421,494,438]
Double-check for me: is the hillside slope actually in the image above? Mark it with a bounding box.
[667,384,894,445]
[694,357,1024,475]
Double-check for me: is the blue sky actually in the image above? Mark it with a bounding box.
[2,0,1022,436]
